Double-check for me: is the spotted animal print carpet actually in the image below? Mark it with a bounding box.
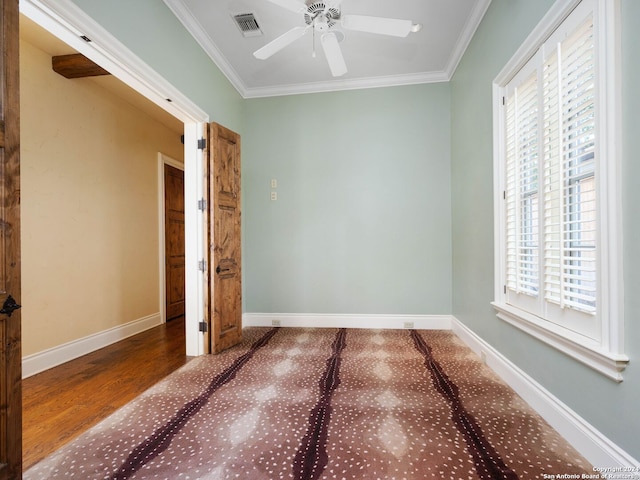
[25,328,596,479]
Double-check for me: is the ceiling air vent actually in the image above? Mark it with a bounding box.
[232,13,263,38]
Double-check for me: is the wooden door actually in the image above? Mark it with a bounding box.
[0,0,21,478]
[164,164,185,321]
[205,123,242,354]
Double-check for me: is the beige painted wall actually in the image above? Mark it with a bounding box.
[20,38,183,356]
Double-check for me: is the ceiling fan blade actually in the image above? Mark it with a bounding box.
[321,32,347,77]
[342,15,417,37]
[264,0,308,14]
[254,26,308,60]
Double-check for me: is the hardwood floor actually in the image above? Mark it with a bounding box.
[22,317,190,471]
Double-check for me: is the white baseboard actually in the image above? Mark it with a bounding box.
[22,313,162,378]
[243,313,452,330]
[22,309,637,468]
[451,316,639,470]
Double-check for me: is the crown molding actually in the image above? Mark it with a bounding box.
[162,0,249,97]
[163,0,491,99]
[242,70,450,98]
[445,0,493,77]
[22,0,492,101]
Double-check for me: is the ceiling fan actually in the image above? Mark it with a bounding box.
[253,0,422,77]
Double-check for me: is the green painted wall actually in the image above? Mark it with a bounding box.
[451,0,640,460]
[68,1,452,318]
[70,0,243,132]
[67,0,640,460]
[243,85,451,314]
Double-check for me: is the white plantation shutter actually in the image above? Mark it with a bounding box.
[543,17,597,314]
[505,71,539,297]
[505,95,517,291]
[494,0,626,379]
[542,45,562,307]
[503,5,598,329]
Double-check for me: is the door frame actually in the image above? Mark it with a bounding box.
[158,153,184,324]
[21,0,210,356]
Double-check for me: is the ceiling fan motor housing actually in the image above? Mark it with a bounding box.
[305,2,340,30]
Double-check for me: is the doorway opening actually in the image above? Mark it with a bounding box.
[160,155,186,323]
[20,0,209,377]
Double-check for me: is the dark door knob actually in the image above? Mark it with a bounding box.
[0,295,21,317]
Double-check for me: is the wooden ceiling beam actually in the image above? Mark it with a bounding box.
[52,53,110,79]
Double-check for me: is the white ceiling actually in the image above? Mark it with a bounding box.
[164,0,492,98]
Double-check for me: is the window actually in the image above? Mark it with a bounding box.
[492,0,627,381]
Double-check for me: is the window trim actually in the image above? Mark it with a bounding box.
[492,0,627,381]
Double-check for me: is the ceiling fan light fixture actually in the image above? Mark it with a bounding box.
[305,2,340,27]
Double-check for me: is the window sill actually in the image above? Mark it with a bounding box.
[491,302,629,382]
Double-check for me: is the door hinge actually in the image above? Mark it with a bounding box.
[504,285,507,294]
[199,321,208,333]
[198,138,207,150]
[198,259,207,272]
[503,190,506,200]
[197,198,207,211]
